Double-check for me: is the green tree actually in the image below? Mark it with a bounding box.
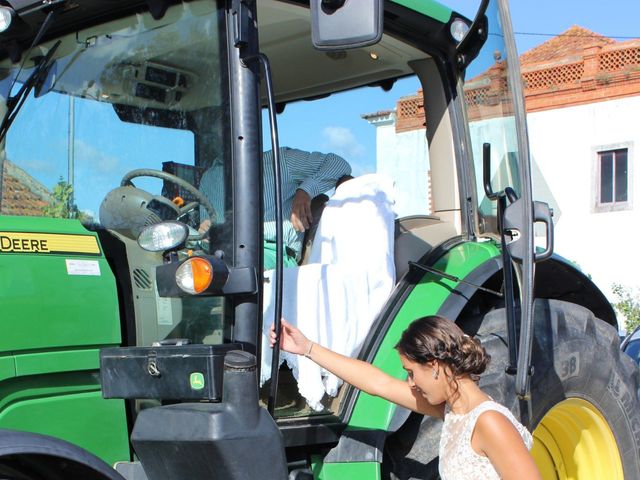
[42,177,91,222]
[612,283,640,333]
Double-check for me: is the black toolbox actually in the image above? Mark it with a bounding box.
[100,343,242,401]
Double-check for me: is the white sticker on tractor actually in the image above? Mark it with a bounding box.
[66,259,101,276]
[155,283,174,326]
[156,297,174,325]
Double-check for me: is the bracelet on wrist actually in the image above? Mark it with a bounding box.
[304,342,314,359]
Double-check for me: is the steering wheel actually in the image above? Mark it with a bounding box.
[120,168,217,224]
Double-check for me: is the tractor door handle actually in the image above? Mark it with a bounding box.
[502,199,554,263]
[533,201,554,262]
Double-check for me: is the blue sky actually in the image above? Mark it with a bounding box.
[451,0,640,53]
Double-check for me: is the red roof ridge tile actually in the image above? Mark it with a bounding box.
[520,25,615,66]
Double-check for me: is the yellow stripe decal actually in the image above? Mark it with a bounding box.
[0,232,101,255]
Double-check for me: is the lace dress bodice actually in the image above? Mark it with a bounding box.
[438,400,533,480]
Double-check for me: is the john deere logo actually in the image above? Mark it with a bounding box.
[190,372,205,390]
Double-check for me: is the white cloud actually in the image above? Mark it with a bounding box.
[74,140,120,174]
[322,126,366,159]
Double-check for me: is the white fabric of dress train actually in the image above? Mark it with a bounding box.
[260,174,397,411]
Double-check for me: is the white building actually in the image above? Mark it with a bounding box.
[361,107,430,218]
[365,26,640,303]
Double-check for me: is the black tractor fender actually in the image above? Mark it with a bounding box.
[436,253,617,328]
[0,429,126,480]
[533,253,617,326]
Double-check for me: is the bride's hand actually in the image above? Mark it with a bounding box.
[270,319,312,356]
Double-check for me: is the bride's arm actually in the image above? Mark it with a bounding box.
[271,320,445,418]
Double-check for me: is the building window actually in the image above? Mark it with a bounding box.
[594,144,632,212]
[600,149,627,203]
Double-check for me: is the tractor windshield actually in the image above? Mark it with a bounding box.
[0,1,233,346]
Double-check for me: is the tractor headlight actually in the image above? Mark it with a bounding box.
[175,257,214,294]
[0,7,14,34]
[450,18,470,43]
[137,221,188,252]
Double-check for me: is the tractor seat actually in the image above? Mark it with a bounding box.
[393,215,458,279]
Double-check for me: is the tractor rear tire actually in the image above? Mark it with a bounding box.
[382,299,640,480]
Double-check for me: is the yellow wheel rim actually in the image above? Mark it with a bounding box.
[531,398,624,479]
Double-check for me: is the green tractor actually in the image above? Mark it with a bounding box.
[0,0,638,478]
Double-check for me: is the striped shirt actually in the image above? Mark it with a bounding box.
[200,147,351,260]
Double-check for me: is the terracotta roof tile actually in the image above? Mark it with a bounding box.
[521,26,615,66]
[1,160,51,217]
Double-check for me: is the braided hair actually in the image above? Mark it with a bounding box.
[395,315,490,381]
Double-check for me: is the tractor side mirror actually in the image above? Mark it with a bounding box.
[310,0,383,50]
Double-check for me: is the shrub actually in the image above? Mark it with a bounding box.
[612,283,640,333]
